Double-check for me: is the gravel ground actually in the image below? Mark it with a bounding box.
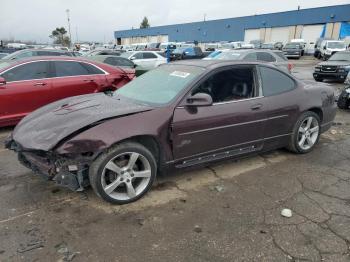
[0,57,349,262]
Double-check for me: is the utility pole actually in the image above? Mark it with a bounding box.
[66,9,72,47]
[75,26,79,43]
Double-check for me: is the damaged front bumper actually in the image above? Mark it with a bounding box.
[5,138,91,192]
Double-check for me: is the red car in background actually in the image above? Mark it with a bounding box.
[0,56,135,127]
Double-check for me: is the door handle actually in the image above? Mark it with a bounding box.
[83,79,94,82]
[34,82,47,86]
[251,104,262,110]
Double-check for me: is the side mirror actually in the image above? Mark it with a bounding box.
[133,63,137,68]
[323,46,326,50]
[184,93,213,107]
[130,56,136,60]
[0,77,6,88]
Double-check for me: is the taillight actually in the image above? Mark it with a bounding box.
[288,63,294,72]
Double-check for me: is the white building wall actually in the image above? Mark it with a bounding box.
[244,29,261,42]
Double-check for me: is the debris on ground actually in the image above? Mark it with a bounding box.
[179,198,187,203]
[136,218,145,226]
[209,185,225,192]
[55,242,79,261]
[330,129,337,135]
[57,247,69,254]
[223,203,230,208]
[17,241,44,253]
[281,208,293,218]
[194,225,202,233]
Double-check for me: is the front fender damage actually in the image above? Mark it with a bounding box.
[6,138,95,192]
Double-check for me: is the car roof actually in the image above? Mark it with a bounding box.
[16,48,70,53]
[1,56,98,69]
[170,59,273,69]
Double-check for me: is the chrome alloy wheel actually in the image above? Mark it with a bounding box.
[297,116,320,151]
[101,152,152,201]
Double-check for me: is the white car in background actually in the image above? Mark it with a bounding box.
[121,51,167,70]
[320,40,346,60]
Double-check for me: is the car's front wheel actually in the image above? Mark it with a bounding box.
[89,142,157,204]
[287,111,321,154]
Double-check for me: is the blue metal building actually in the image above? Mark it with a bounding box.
[114,4,350,44]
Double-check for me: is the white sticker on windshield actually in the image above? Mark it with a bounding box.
[170,71,190,78]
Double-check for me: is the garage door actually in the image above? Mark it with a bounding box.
[270,27,290,44]
[302,24,324,54]
[244,29,260,43]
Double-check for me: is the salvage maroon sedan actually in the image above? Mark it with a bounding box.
[6,60,336,204]
[0,56,135,127]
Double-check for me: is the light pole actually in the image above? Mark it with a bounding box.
[66,9,72,47]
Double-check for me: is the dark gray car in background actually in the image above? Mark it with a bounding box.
[204,49,292,73]
[282,43,303,59]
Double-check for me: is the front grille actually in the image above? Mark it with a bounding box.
[321,65,337,73]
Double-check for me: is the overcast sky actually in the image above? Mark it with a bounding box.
[0,0,348,43]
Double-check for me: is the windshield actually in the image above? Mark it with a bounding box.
[327,42,345,49]
[284,43,300,49]
[213,52,242,60]
[115,65,204,105]
[328,52,350,61]
[1,50,23,60]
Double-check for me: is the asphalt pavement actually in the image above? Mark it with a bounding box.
[0,57,350,262]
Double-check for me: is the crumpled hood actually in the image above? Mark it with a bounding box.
[12,93,153,151]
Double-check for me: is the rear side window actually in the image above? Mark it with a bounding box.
[1,61,49,82]
[143,52,157,59]
[80,62,105,74]
[54,61,90,77]
[257,52,276,62]
[131,53,143,59]
[105,57,134,67]
[259,66,295,96]
[244,52,257,61]
[15,51,35,59]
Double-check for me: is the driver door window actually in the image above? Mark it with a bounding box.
[191,66,257,103]
[1,61,49,82]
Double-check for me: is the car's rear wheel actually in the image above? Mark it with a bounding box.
[89,142,157,204]
[287,111,321,154]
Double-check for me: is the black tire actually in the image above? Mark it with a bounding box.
[314,77,323,82]
[287,111,321,154]
[89,142,157,204]
[337,93,350,109]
